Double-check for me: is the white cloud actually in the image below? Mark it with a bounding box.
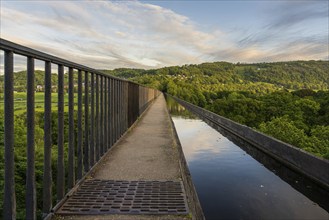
[0,0,327,70]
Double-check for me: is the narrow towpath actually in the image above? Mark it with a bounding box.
[55,94,190,220]
[91,94,181,181]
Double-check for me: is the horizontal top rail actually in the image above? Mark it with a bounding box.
[0,38,141,85]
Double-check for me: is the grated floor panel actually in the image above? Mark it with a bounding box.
[57,179,189,215]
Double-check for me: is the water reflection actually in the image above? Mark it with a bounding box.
[166,95,197,119]
[166,95,329,220]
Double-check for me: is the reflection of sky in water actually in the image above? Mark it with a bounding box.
[172,115,329,220]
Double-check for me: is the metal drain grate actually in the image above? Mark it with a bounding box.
[57,179,189,215]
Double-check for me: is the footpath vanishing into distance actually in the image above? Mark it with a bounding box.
[54,94,204,220]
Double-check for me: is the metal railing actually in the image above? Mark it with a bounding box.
[0,38,160,219]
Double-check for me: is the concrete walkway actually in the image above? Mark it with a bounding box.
[91,94,181,181]
[54,94,190,220]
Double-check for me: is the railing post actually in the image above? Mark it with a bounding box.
[110,78,114,147]
[4,50,16,220]
[90,73,95,166]
[124,82,128,131]
[119,81,123,136]
[84,71,89,173]
[95,74,100,160]
[68,67,75,189]
[107,77,111,149]
[26,56,36,220]
[100,76,104,156]
[104,77,108,152]
[117,81,120,139]
[77,70,83,180]
[43,60,52,217]
[114,80,118,142]
[57,64,65,202]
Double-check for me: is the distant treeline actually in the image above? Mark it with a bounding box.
[103,61,329,159]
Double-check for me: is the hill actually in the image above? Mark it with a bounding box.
[103,61,329,159]
[102,60,329,93]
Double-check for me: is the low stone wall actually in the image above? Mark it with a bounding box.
[171,95,329,189]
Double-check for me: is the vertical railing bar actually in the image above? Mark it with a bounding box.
[135,85,137,122]
[43,60,52,217]
[128,83,130,127]
[123,82,126,132]
[57,64,65,201]
[140,87,142,115]
[95,74,99,161]
[140,87,142,113]
[109,78,112,148]
[104,78,108,152]
[121,82,124,135]
[100,76,103,156]
[110,78,114,147]
[125,82,128,130]
[122,82,124,133]
[26,56,36,219]
[126,83,127,130]
[133,84,135,123]
[77,70,83,180]
[113,80,117,144]
[119,82,122,136]
[113,79,116,144]
[138,85,140,117]
[107,78,111,149]
[68,67,75,189]
[118,81,120,139]
[90,73,95,166]
[3,50,15,220]
[127,83,131,127]
[124,82,127,132]
[103,78,106,152]
[84,71,89,173]
[105,78,108,149]
[130,83,132,127]
[120,82,124,135]
[137,85,139,119]
[115,80,118,142]
[104,77,106,153]
[124,83,126,131]
[112,79,115,143]
[117,81,120,138]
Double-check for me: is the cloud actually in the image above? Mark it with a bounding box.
[1,1,218,68]
[266,1,328,30]
[0,0,328,70]
[230,1,329,62]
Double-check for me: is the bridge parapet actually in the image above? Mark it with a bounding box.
[0,38,160,219]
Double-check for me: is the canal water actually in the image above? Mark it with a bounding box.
[166,96,329,220]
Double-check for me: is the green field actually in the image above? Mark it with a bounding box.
[0,92,80,114]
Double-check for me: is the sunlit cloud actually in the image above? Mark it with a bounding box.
[0,1,327,70]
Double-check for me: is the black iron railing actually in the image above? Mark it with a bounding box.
[0,38,160,219]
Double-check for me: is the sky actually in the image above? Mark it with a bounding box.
[0,0,328,70]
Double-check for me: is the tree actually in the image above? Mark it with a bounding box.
[258,116,307,149]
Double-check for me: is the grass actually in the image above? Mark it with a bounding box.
[0,92,82,114]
